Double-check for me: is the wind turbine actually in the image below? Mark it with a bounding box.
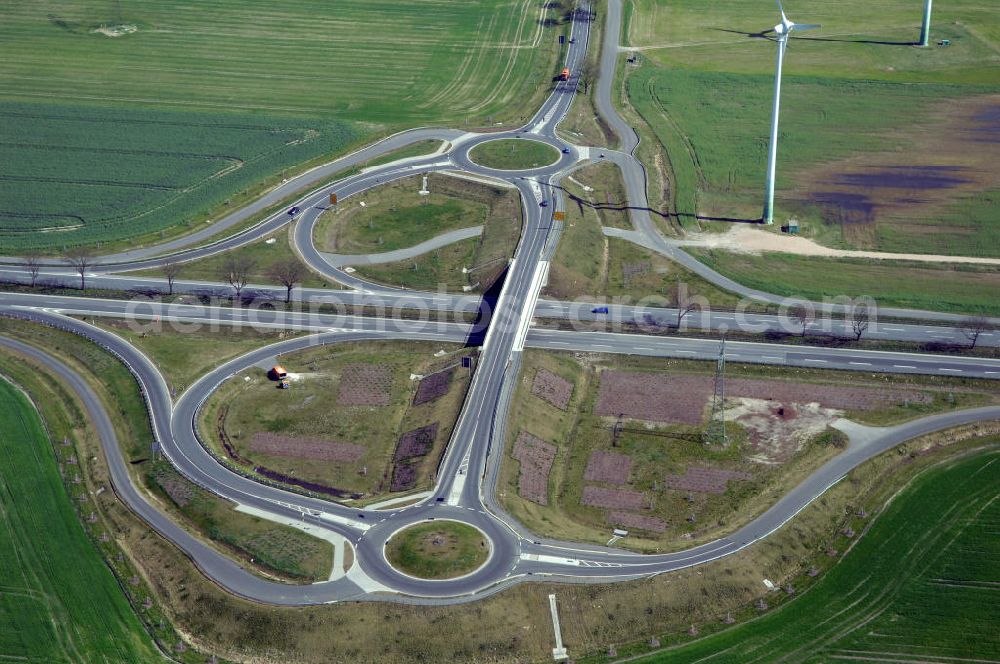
[762,0,819,225]
[919,0,933,47]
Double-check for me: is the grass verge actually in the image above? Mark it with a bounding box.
[350,175,523,293]
[316,173,487,254]
[88,319,300,401]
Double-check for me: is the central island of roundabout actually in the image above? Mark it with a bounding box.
[468,138,561,171]
[384,519,492,581]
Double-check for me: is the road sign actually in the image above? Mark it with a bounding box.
[553,211,565,221]
[559,35,565,44]
[329,193,338,205]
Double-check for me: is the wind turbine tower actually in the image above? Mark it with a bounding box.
[919,0,933,46]
[762,0,820,225]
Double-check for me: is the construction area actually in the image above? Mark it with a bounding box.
[499,349,1000,551]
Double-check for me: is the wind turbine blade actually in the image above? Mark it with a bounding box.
[792,23,822,31]
[774,0,788,23]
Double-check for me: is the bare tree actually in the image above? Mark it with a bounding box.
[961,315,993,349]
[669,281,701,329]
[578,59,597,94]
[64,248,93,290]
[22,255,41,288]
[789,302,814,337]
[222,255,256,303]
[161,260,182,296]
[849,302,871,341]
[268,261,305,303]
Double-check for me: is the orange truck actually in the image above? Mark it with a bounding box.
[560,68,571,81]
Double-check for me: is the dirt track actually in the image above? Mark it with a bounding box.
[676,225,1000,265]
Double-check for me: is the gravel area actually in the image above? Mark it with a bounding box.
[511,432,557,505]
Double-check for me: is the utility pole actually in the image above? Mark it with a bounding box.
[704,335,727,445]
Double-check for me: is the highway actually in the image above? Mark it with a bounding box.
[2,272,997,348]
[1,0,998,607]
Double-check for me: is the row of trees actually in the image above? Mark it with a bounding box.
[667,281,994,348]
[19,250,305,304]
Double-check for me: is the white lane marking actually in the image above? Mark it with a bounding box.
[316,511,371,531]
[520,553,580,566]
[762,356,781,361]
[894,365,917,369]
[804,359,827,363]
[939,368,963,373]
[848,362,872,366]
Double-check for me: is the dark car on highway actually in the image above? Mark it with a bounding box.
[288,206,300,216]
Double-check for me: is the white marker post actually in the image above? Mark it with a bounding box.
[549,594,568,661]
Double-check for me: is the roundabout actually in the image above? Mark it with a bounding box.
[384,519,492,581]
[467,137,561,171]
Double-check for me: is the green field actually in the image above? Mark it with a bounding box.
[0,100,357,252]
[629,68,999,248]
[628,447,1000,663]
[0,376,161,662]
[385,521,490,579]
[624,0,1000,271]
[1,0,565,123]
[0,0,568,252]
[469,138,561,170]
[627,0,1000,84]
